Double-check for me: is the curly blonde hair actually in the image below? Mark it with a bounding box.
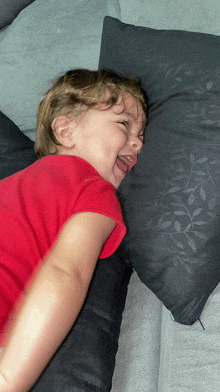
[35,69,147,158]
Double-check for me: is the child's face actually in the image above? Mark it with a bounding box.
[68,93,145,188]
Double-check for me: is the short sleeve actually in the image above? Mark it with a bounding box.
[73,180,126,259]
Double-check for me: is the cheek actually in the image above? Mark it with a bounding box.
[114,130,128,146]
[117,134,129,151]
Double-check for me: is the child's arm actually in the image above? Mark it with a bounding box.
[0,212,116,392]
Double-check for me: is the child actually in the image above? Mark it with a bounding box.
[0,69,146,391]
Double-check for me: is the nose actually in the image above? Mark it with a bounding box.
[129,136,143,154]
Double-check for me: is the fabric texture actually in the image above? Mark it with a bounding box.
[111,271,162,392]
[118,0,220,35]
[0,0,121,135]
[0,110,131,391]
[0,155,126,339]
[99,16,220,325]
[0,110,37,179]
[0,0,35,29]
[158,287,220,392]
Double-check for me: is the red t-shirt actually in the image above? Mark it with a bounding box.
[0,155,126,342]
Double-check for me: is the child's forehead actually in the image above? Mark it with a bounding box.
[112,93,144,119]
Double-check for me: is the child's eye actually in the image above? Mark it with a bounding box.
[119,121,129,128]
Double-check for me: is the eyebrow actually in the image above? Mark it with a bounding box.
[123,111,135,119]
[124,110,146,127]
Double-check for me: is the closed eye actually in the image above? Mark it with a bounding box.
[118,121,129,128]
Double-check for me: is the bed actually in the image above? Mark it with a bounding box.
[1,1,220,391]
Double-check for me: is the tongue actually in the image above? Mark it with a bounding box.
[116,157,128,173]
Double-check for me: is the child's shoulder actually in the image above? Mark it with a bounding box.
[0,155,96,190]
[40,155,95,172]
[30,155,113,193]
[38,155,104,182]
[0,155,115,208]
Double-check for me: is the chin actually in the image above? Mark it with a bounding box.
[112,178,123,189]
[107,178,118,189]
[104,171,124,189]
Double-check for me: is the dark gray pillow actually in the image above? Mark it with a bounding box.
[0,110,37,179]
[99,16,220,325]
[0,110,132,390]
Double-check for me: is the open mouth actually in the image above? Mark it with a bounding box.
[116,155,137,174]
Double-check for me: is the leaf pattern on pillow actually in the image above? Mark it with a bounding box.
[142,144,220,279]
[99,17,220,323]
[166,158,213,227]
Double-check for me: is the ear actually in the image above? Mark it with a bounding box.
[52,116,76,148]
